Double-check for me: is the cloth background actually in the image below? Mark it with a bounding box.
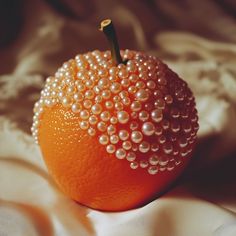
[1,0,236,235]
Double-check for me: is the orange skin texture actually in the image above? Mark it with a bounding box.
[39,104,191,211]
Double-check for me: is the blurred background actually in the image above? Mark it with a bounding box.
[1,0,236,74]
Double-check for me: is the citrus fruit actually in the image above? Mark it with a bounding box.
[31,19,199,211]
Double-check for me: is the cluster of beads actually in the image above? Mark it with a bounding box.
[32,49,199,175]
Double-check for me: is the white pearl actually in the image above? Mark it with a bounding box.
[142,122,155,136]
[107,125,116,135]
[110,135,119,144]
[71,103,81,113]
[88,128,96,136]
[100,111,110,121]
[117,111,129,124]
[91,104,102,114]
[126,152,136,161]
[97,122,107,132]
[139,141,150,153]
[140,160,148,168]
[130,162,138,169]
[131,131,143,143]
[122,141,132,150]
[151,109,163,123]
[118,130,129,141]
[99,135,109,145]
[116,148,126,159]
[139,110,149,122]
[89,115,98,125]
[135,89,149,102]
[149,154,159,165]
[79,121,89,130]
[148,166,158,175]
[106,144,116,154]
[80,110,89,120]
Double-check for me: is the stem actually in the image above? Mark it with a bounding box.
[100,19,124,65]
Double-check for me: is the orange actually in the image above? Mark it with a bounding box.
[32,48,198,211]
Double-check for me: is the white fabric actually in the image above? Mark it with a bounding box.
[1,1,236,235]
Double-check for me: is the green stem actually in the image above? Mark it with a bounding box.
[100,19,124,65]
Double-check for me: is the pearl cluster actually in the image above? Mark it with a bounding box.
[31,49,199,175]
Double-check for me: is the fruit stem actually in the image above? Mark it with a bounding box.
[100,19,124,65]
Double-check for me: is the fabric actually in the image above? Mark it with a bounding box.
[1,0,236,235]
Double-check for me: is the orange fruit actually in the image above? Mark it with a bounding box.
[31,20,199,211]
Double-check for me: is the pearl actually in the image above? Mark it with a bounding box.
[157,77,167,86]
[130,121,138,130]
[139,110,149,122]
[128,74,138,83]
[148,166,158,175]
[130,162,138,169]
[117,111,129,124]
[163,142,173,154]
[74,93,83,102]
[88,127,96,136]
[105,101,113,109]
[170,108,180,118]
[118,130,129,141]
[80,110,89,120]
[132,144,138,151]
[155,126,163,136]
[179,137,188,148]
[83,100,92,109]
[139,141,150,153]
[98,78,110,89]
[122,97,131,106]
[107,125,116,135]
[62,97,72,107]
[136,81,145,89]
[146,80,156,90]
[167,161,175,171]
[154,98,165,109]
[171,122,180,133]
[151,109,163,123]
[110,135,119,144]
[126,152,136,161]
[135,89,149,102]
[142,122,155,136]
[151,143,159,152]
[122,141,132,150]
[110,116,118,124]
[95,95,102,103]
[110,82,121,94]
[106,144,116,154]
[97,122,107,132]
[99,135,109,145]
[140,160,148,168]
[100,111,110,121]
[79,121,89,130]
[121,79,130,87]
[91,104,102,114]
[131,131,143,143]
[164,95,173,104]
[118,69,128,79]
[162,120,170,130]
[116,148,126,159]
[159,156,169,166]
[85,90,94,99]
[89,115,98,125]
[158,135,166,144]
[102,90,111,99]
[131,101,142,112]
[128,86,137,94]
[71,103,81,113]
[115,102,124,111]
[149,154,159,165]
